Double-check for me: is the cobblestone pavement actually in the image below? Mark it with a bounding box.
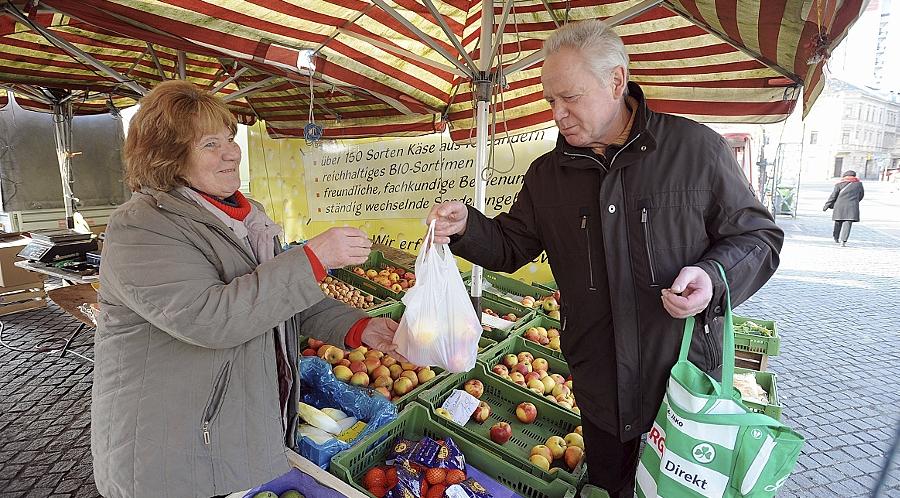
[0,181,898,498]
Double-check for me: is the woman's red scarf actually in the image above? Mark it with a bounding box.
[840,176,860,183]
[197,190,252,220]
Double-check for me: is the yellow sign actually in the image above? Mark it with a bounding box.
[247,124,558,283]
[305,132,549,221]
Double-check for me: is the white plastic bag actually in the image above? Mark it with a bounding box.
[394,221,481,372]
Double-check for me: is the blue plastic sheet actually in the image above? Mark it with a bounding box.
[296,357,397,468]
[241,468,345,498]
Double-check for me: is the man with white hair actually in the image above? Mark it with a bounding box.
[427,19,783,496]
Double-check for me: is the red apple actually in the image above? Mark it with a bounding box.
[529,454,551,471]
[509,372,525,385]
[301,348,317,356]
[332,365,353,382]
[517,351,534,364]
[316,344,331,357]
[524,371,541,384]
[502,354,518,369]
[564,446,584,471]
[393,376,414,396]
[349,371,369,387]
[375,386,391,399]
[307,338,324,350]
[489,422,512,444]
[371,365,391,380]
[524,327,541,342]
[471,401,492,423]
[364,357,382,374]
[491,364,509,376]
[322,346,345,365]
[515,402,537,424]
[349,361,367,375]
[532,358,549,373]
[463,379,484,399]
[546,436,567,459]
[400,370,419,387]
[417,368,436,383]
[530,445,554,464]
[373,375,393,390]
[513,362,532,375]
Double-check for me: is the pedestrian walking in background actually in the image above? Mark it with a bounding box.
[824,170,864,246]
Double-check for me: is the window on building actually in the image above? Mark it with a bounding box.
[845,104,854,118]
[842,132,850,144]
[809,132,818,145]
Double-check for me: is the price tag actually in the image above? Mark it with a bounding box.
[440,389,480,425]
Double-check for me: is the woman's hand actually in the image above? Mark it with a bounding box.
[306,227,372,269]
[361,318,407,362]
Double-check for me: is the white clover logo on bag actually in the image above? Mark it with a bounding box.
[751,428,763,440]
[691,443,716,464]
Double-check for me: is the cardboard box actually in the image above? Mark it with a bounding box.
[0,235,45,288]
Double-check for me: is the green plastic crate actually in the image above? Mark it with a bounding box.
[532,281,558,291]
[735,367,782,420]
[480,294,537,342]
[330,403,578,498]
[479,337,578,416]
[733,315,780,356]
[322,273,393,312]
[579,484,611,498]
[337,251,416,300]
[510,315,564,361]
[417,363,585,486]
[463,270,552,303]
[365,301,405,319]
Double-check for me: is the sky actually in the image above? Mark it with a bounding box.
[828,0,900,94]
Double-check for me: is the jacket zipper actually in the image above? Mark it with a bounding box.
[640,208,660,287]
[201,361,232,445]
[581,215,597,291]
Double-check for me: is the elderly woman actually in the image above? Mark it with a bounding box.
[92,80,400,498]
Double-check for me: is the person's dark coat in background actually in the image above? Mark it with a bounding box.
[824,171,864,244]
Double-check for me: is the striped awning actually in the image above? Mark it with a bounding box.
[2,0,866,141]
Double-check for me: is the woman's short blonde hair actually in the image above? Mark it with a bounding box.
[123,80,237,191]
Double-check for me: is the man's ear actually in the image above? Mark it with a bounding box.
[611,66,627,99]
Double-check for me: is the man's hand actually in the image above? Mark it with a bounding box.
[661,266,713,319]
[361,318,408,362]
[425,201,468,244]
[305,227,372,269]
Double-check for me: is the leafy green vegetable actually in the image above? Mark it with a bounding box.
[734,320,774,337]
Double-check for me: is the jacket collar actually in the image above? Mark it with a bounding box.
[556,81,657,171]
[139,187,258,264]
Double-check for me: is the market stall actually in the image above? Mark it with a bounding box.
[0,1,868,497]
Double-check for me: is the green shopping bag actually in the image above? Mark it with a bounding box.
[636,264,804,497]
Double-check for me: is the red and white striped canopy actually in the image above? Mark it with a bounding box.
[2,0,866,141]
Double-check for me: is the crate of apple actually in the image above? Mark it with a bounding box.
[301,338,442,409]
[350,266,416,294]
[514,315,563,354]
[418,363,585,486]
[486,338,579,415]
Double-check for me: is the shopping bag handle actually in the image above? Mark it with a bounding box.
[678,262,735,398]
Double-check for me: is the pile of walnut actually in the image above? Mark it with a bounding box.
[320,276,377,310]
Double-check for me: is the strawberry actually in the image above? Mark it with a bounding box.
[362,467,386,491]
[445,469,466,485]
[426,483,447,498]
[425,468,446,485]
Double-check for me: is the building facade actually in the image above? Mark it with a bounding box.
[801,79,900,180]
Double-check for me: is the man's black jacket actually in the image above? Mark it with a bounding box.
[451,82,784,441]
